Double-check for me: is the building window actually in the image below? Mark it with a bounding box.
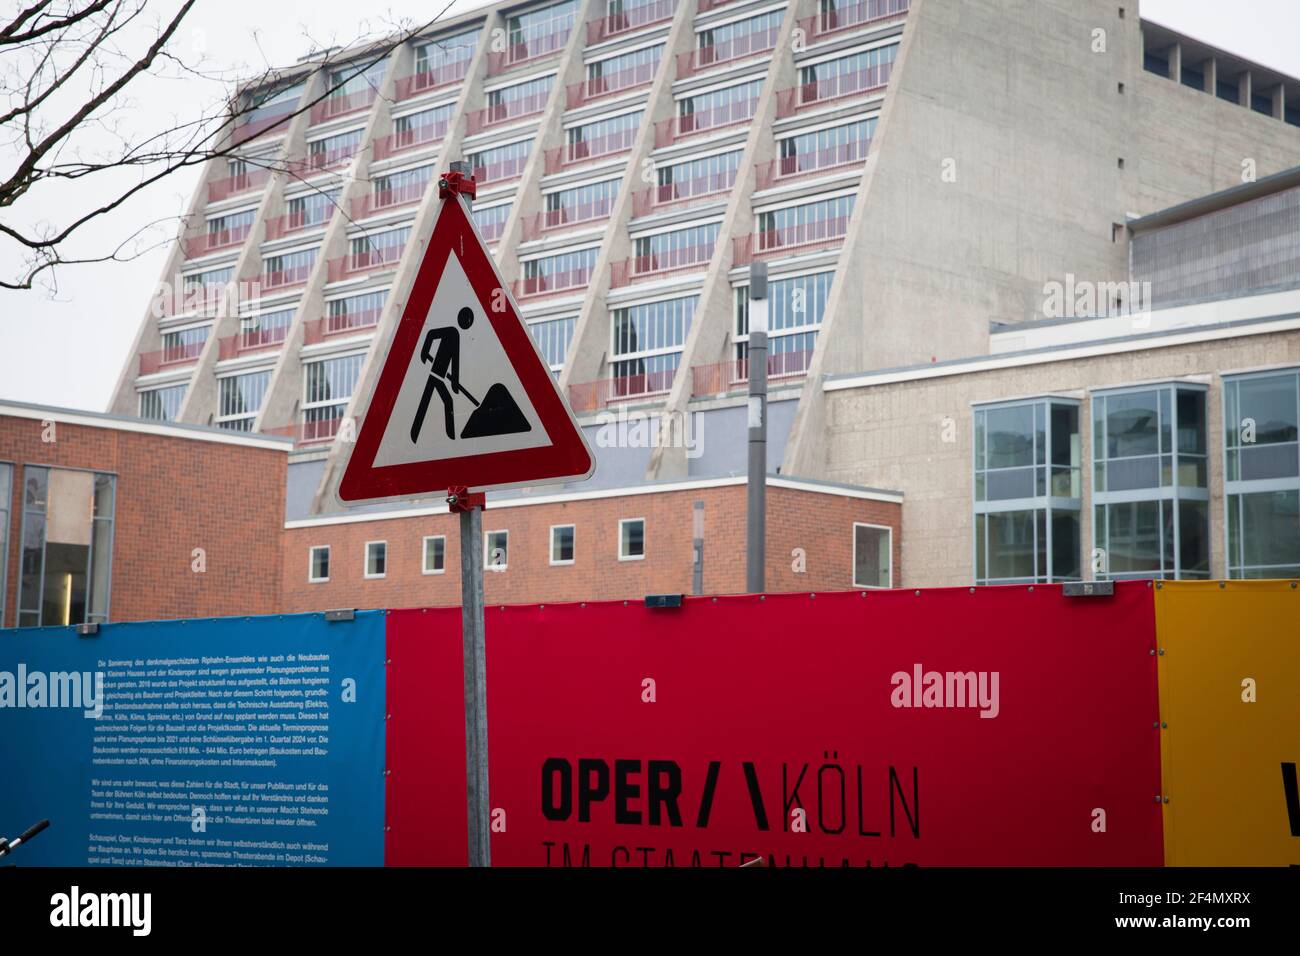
[734,271,832,377]
[974,399,1082,585]
[217,370,271,431]
[285,188,341,229]
[17,467,116,628]
[423,535,446,574]
[326,290,387,334]
[1092,384,1209,580]
[309,545,330,583]
[853,523,892,589]
[610,295,697,394]
[619,518,645,560]
[364,541,387,579]
[528,315,576,373]
[139,384,187,422]
[303,353,364,441]
[485,530,508,570]
[1224,369,1300,578]
[550,524,575,565]
[0,463,10,626]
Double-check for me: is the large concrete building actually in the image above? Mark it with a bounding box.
[103,0,1300,596]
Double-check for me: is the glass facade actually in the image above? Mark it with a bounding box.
[17,467,116,627]
[974,399,1082,585]
[1092,384,1209,580]
[1224,369,1300,578]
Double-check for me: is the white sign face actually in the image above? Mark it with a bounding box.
[370,253,550,469]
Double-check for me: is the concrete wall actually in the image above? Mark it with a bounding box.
[819,328,1300,587]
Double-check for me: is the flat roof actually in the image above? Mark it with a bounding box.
[0,400,294,452]
[1128,163,1300,233]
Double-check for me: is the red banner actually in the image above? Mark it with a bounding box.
[385,585,1163,866]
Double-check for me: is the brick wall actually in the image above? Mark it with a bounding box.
[281,482,902,612]
[0,412,288,627]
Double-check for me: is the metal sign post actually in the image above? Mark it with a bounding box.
[449,484,489,867]
[445,161,491,868]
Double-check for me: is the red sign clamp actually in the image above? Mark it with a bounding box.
[438,169,476,200]
[447,485,485,513]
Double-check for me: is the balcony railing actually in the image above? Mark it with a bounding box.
[287,143,360,176]
[262,262,314,290]
[733,214,852,264]
[487,24,571,74]
[395,59,472,100]
[138,340,206,375]
[521,197,614,240]
[697,0,741,11]
[544,127,636,173]
[264,415,353,446]
[265,211,329,241]
[513,263,594,299]
[754,140,871,189]
[230,110,295,146]
[208,168,271,203]
[466,90,550,134]
[310,87,379,124]
[690,348,814,397]
[372,119,450,160]
[775,61,895,118]
[184,225,250,259]
[302,308,381,344]
[327,245,405,282]
[567,367,676,412]
[632,169,737,217]
[217,323,290,359]
[565,59,658,109]
[797,0,910,44]
[676,25,780,78]
[654,96,758,147]
[473,155,528,186]
[586,0,674,45]
[350,182,428,219]
[609,241,714,287]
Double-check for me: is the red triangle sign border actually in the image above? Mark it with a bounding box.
[337,193,594,504]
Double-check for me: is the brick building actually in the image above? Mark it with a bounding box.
[0,402,290,628]
[0,402,901,628]
[281,476,901,611]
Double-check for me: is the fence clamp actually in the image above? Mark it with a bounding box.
[75,623,100,637]
[645,594,683,609]
[325,609,356,622]
[1063,581,1114,598]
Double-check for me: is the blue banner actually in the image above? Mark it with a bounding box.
[0,611,386,866]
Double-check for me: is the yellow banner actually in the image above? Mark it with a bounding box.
[1155,580,1300,866]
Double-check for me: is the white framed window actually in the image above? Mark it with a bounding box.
[852,523,892,589]
[485,530,509,571]
[364,540,387,579]
[423,535,446,574]
[216,369,271,431]
[619,517,645,561]
[550,524,575,565]
[309,545,330,583]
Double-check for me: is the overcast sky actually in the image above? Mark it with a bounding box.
[1,0,1297,412]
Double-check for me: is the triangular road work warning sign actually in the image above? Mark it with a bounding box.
[338,189,594,503]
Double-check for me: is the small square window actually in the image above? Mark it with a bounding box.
[423,535,445,574]
[619,518,645,561]
[365,540,387,578]
[309,545,330,583]
[550,524,575,565]
[485,530,508,571]
[853,523,892,589]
